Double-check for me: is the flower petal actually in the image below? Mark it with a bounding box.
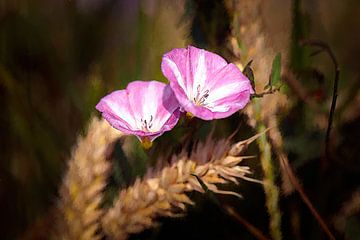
[206,63,253,103]
[162,46,253,120]
[162,46,229,100]
[97,80,181,142]
[161,48,189,96]
[127,81,180,132]
[207,90,251,119]
[182,103,214,120]
[189,46,207,98]
[127,81,160,130]
[187,46,228,94]
[155,85,182,131]
[95,90,137,130]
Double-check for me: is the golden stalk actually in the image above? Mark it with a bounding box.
[56,117,123,240]
[102,134,262,240]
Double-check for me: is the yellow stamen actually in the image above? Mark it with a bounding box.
[186,112,194,119]
[141,136,153,150]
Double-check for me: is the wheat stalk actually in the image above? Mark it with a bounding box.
[225,1,287,239]
[102,133,262,240]
[56,117,123,240]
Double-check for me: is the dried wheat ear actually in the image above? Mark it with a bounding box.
[57,117,123,240]
[102,131,264,240]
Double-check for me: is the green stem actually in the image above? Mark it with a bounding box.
[254,99,282,240]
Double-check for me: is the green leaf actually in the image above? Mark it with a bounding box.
[242,60,255,89]
[266,53,282,89]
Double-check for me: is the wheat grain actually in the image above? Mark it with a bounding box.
[56,117,122,240]
[102,134,261,240]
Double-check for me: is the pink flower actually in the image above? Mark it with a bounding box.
[96,81,180,147]
[161,46,254,120]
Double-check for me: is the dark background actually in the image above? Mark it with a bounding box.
[0,0,359,239]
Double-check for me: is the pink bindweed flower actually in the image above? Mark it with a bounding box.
[161,46,254,120]
[96,81,180,148]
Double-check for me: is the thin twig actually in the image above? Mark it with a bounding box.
[193,175,270,240]
[251,87,281,99]
[224,205,270,240]
[275,148,336,240]
[300,39,340,161]
[192,169,269,240]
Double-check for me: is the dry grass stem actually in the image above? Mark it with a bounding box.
[268,116,294,195]
[256,121,282,240]
[56,117,123,240]
[277,154,336,240]
[102,134,262,240]
[226,1,294,239]
[224,205,270,240]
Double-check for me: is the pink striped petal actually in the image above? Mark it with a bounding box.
[96,80,180,142]
[161,46,253,120]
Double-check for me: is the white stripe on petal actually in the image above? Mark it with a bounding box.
[104,99,137,128]
[206,82,241,104]
[192,49,207,97]
[206,104,230,113]
[143,83,157,124]
[164,58,188,97]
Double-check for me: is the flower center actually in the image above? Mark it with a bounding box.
[193,84,210,106]
[140,115,153,131]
